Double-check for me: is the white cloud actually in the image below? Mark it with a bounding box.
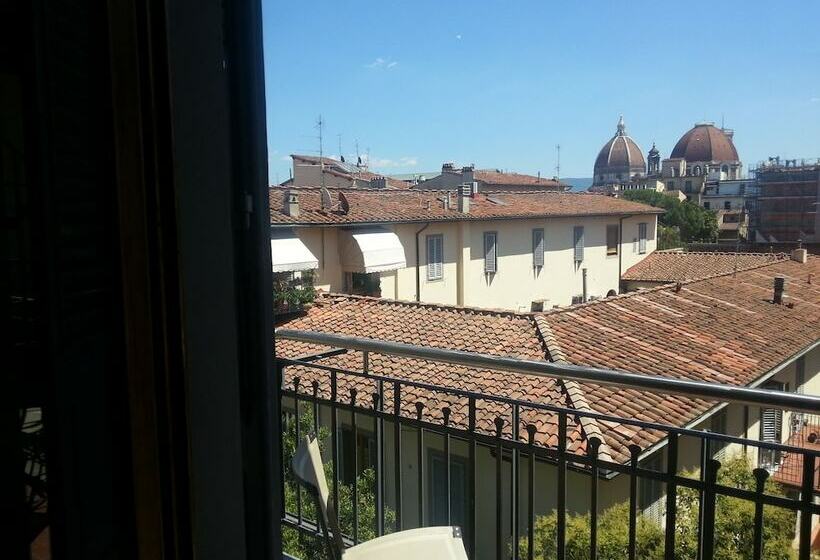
[811,96,820,103]
[455,34,462,40]
[365,57,398,70]
[368,156,418,168]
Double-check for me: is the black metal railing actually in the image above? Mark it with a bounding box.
[276,330,820,560]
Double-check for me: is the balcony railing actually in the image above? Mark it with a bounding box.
[275,329,820,560]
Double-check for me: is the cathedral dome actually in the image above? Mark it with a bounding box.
[671,123,739,162]
[593,116,646,185]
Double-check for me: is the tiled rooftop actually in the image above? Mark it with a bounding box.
[269,186,662,226]
[622,250,788,283]
[771,424,820,491]
[275,256,820,463]
[291,154,410,189]
[473,169,564,189]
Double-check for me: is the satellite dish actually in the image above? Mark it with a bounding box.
[338,191,350,214]
[320,187,332,210]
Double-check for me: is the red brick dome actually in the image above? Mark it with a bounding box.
[671,123,739,162]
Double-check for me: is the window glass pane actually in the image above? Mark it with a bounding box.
[638,223,647,254]
[606,225,618,255]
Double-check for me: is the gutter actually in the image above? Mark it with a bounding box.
[415,222,431,301]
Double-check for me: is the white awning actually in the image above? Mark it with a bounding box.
[270,229,319,273]
[340,227,407,273]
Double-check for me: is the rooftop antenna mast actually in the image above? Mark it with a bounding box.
[555,144,561,179]
[355,139,361,167]
[337,133,343,162]
[316,114,325,188]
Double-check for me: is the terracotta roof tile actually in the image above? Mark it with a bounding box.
[275,257,820,464]
[270,187,662,226]
[623,251,788,283]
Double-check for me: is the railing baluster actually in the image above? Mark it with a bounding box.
[311,381,319,436]
[557,412,567,560]
[696,436,708,560]
[394,381,402,532]
[700,459,720,560]
[294,377,302,526]
[628,444,641,560]
[798,454,815,560]
[588,437,601,560]
[469,396,477,557]
[416,402,425,528]
[373,388,384,537]
[351,388,359,544]
[443,407,452,525]
[527,424,536,560]
[495,417,505,560]
[512,405,520,560]
[331,370,340,534]
[276,362,286,519]
[664,433,679,560]
[751,468,768,560]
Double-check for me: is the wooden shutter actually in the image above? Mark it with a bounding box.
[638,223,647,253]
[484,232,497,273]
[573,226,584,262]
[532,229,544,267]
[760,408,782,442]
[427,235,442,280]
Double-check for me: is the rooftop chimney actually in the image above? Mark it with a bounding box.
[284,190,299,218]
[370,176,388,189]
[442,162,456,173]
[791,248,807,264]
[458,183,471,214]
[773,276,785,304]
[461,164,475,184]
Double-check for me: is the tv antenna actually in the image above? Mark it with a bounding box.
[555,144,561,179]
[337,133,344,162]
[316,115,325,188]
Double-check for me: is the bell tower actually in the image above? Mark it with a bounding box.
[647,143,660,175]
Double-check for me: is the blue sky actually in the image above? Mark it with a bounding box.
[263,0,820,184]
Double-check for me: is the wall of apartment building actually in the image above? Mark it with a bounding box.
[292,163,355,188]
[290,214,657,310]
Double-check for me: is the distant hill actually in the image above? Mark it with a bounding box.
[561,178,593,192]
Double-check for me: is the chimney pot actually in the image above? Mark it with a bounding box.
[773,276,785,304]
[458,183,471,214]
[284,189,299,218]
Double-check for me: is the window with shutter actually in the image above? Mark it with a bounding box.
[426,234,443,280]
[638,222,647,254]
[710,409,728,460]
[532,228,544,267]
[759,381,785,468]
[796,356,805,394]
[484,232,497,274]
[606,224,619,255]
[573,226,584,262]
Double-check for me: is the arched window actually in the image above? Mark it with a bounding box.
[606,289,617,297]
[693,165,701,176]
[721,165,729,177]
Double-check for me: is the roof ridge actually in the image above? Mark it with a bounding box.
[546,257,798,316]
[319,292,536,320]
[532,316,614,463]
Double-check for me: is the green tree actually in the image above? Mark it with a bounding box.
[282,406,395,560]
[522,457,795,560]
[621,190,719,243]
[274,270,316,313]
[658,225,683,250]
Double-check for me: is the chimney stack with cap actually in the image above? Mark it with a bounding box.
[791,248,808,263]
[773,276,785,304]
[370,176,388,189]
[284,189,299,218]
[461,164,475,184]
[458,183,471,214]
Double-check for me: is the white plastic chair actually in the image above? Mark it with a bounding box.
[292,435,469,560]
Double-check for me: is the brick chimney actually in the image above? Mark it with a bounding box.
[773,276,785,304]
[458,183,471,214]
[284,189,299,218]
[370,176,387,189]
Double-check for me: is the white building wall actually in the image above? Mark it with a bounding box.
[282,214,657,311]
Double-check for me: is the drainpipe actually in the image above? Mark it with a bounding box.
[415,222,430,301]
[582,268,588,302]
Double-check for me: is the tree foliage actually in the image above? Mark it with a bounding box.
[282,406,395,560]
[522,456,795,560]
[621,190,719,243]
